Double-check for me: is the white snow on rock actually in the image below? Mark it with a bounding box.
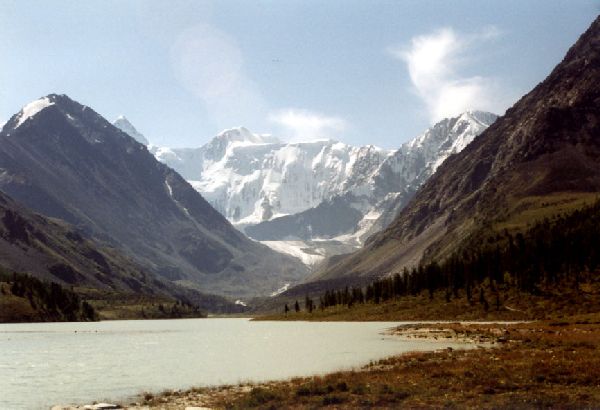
[165,179,191,217]
[15,97,55,128]
[270,283,291,297]
[151,127,392,227]
[261,241,326,267]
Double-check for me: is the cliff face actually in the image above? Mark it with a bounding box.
[312,16,600,283]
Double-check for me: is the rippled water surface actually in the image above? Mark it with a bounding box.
[0,318,469,409]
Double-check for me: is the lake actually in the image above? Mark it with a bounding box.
[0,318,471,409]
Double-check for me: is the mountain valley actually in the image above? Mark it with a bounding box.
[128,111,496,269]
[0,95,307,302]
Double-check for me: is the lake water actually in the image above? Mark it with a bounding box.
[0,318,471,409]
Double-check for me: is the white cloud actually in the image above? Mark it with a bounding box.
[170,25,347,141]
[268,108,347,141]
[388,26,506,123]
[170,24,266,130]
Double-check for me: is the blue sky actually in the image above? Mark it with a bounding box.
[0,1,597,148]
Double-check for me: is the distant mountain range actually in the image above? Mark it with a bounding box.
[305,14,600,288]
[0,95,307,300]
[139,111,496,267]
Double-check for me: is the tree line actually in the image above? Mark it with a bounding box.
[1,271,97,321]
[288,198,600,313]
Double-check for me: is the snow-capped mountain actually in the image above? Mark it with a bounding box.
[113,115,149,145]
[120,111,496,267]
[245,111,498,265]
[360,110,499,240]
[150,127,393,226]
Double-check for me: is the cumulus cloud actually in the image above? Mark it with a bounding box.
[170,24,266,130]
[268,109,347,141]
[388,26,505,123]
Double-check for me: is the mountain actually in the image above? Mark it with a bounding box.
[248,111,497,240]
[310,15,600,285]
[151,127,391,227]
[0,95,307,299]
[113,115,149,145]
[146,112,495,267]
[244,111,497,266]
[0,189,243,315]
[0,189,156,293]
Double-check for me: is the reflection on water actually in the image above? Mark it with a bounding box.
[0,318,470,409]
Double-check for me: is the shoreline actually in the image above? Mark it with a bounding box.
[51,321,507,410]
[53,315,600,408]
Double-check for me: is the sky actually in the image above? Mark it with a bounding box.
[0,1,598,149]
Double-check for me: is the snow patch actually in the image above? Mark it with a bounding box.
[270,283,291,297]
[15,97,55,127]
[165,179,191,217]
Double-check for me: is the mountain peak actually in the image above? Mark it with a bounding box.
[406,110,497,152]
[113,115,149,145]
[216,127,280,145]
[2,93,93,133]
[459,110,499,125]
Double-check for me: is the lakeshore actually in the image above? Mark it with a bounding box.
[51,315,600,409]
[3,319,462,409]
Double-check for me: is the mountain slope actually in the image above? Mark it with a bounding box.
[0,190,157,293]
[0,95,307,298]
[312,15,600,283]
